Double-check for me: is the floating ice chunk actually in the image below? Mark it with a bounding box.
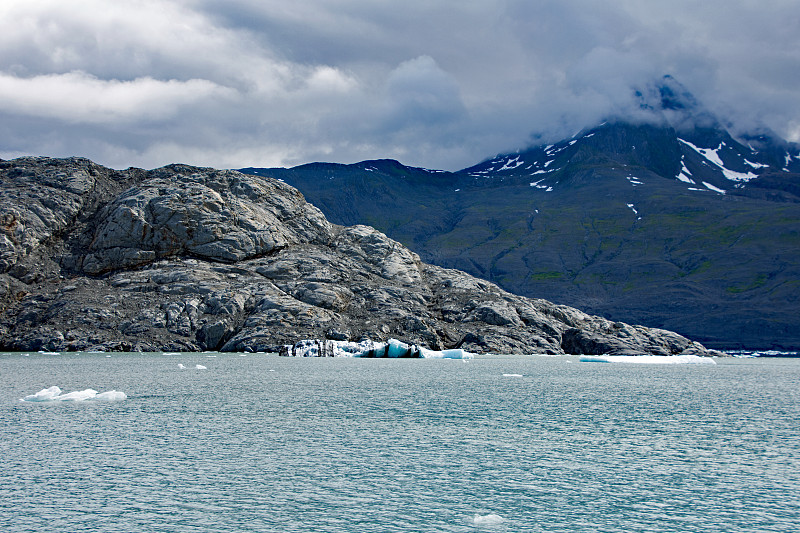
[177,363,186,369]
[22,386,62,402]
[472,513,505,526]
[95,391,127,402]
[195,364,207,370]
[283,338,475,359]
[58,389,98,401]
[502,373,523,377]
[580,355,716,365]
[22,387,127,402]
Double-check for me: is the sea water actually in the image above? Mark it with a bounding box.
[1,352,799,532]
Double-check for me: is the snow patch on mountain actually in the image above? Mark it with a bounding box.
[703,181,726,194]
[744,159,769,169]
[498,156,524,171]
[679,139,758,183]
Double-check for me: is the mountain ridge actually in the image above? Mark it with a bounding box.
[241,112,800,350]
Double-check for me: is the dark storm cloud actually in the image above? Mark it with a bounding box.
[1,0,799,170]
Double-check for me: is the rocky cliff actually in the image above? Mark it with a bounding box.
[0,156,716,356]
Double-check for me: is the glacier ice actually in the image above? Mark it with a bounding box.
[283,338,474,359]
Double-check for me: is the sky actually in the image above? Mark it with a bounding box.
[1,0,799,171]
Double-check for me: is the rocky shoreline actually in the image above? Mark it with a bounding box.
[0,157,720,356]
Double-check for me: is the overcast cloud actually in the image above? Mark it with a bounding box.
[1,0,799,170]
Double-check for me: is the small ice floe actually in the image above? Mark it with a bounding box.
[57,389,99,402]
[177,363,186,369]
[471,513,505,527]
[195,364,207,370]
[502,373,523,377]
[21,386,127,402]
[580,354,716,365]
[22,386,62,402]
[95,391,127,402]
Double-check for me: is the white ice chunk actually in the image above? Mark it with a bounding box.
[177,363,186,369]
[472,513,505,526]
[195,364,207,370]
[502,373,523,377]
[287,338,475,359]
[57,389,98,401]
[580,355,716,364]
[95,391,127,402]
[22,386,62,402]
[22,386,127,402]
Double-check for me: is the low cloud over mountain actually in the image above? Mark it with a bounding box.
[2,1,800,170]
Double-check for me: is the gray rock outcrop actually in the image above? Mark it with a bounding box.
[0,157,719,356]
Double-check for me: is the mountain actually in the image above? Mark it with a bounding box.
[240,79,800,350]
[0,156,714,356]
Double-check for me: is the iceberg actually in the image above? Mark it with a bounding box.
[21,386,128,402]
[57,389,98,401]
[471,513,505,526]
[281,338,474,359]
[95,391,128,402]
[580,354,716,365]
[22,386,62,402]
